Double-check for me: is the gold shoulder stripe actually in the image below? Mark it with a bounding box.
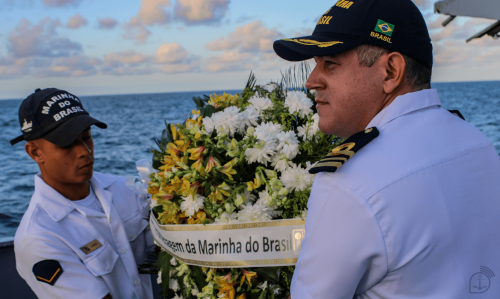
[309,127,379,174]
[282,39,343,48]
[36,268,61,283]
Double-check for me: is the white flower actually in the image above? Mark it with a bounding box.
[244,140,275,165]
[295,208,308,219]
[180,194,205,217]
[264,83,278,93]
[235,189,257,207]
[170,257,178,266]
[191,284,200,296]
[157,271,162,284]
[254,122,282,140]
[237,203,277,222]
[258,281,268,290]
[240,107,260,128]
[270,153,290,172]
[280,163,315,192]
[276,131,300,159]
[297,114,320,140]
[214,212,239,224]
[172,293,183,299]
[202,106,241,137]
[285,91,313,118]
[248,96,273,114]
[169,278,180,291]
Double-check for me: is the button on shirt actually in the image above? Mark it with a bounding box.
[291,89,500,298]
[15,172,155,299]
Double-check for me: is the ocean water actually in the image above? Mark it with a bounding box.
[0,82,499,240]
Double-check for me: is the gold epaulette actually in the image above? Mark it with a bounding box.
[309,127,379,174]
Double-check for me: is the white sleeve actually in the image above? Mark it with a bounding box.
[290,172,388,299]
[16,235,110,299]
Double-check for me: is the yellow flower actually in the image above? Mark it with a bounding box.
[170,124,178,140]
[205,268,217,282]
[187,146,205,160]
[247,173,264,191]
[205,155,221,173]
[179,178,192,196]
[153,191,174,204]
[239,270,257,287]
[158,201,180,224]
[187,211,206,224]
[215,274,237,299]
[221,158,237,180]
[236,294,246,299]
[208,182,231,203]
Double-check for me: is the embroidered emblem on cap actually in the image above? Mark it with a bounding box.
[33,260,63,286]
[21,119,33,132]
[309,127,379,174]
[375,19,395,37]
[282,39,343,48]
[80,239,103,255]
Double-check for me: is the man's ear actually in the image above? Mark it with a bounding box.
[25,140,44,164]
[381,52,407,94]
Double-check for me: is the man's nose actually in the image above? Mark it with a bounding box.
[305,65,321,91]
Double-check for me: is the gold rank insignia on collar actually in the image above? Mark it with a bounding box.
[309,127,379,174]
[32,260,64,286]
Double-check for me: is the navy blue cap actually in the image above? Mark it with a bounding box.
[273,0,433,70]
[10,88,107,146]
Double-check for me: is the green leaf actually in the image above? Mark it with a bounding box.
[254,267,279,282]
[161,122,174,145]
[192,96,205,108]
[152,205,164,219]
[158,251,172,299]
[191,266,208,293]
[203,105,216,118]
[257,289,268,299]
[152,158,163,171]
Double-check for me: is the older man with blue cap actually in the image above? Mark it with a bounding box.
[274,0,500,298]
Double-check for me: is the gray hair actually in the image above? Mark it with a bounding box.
[355,44,431,91]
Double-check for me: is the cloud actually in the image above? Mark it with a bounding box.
[155,43,199,73]
[8,18,82,58]
[174,0,230,25]
[67,14,87,29]
[130,0,172,26]
[204,50,254,72]
[34,55,100,77]
[104,51,151,67]
[124,0,171,43]
[97,17,118,30]
[205,21,283,53]
[42,0,81,7]
[122,23,152,44]
[202,21,285,72]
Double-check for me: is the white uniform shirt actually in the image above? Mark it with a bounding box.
[291,89,500,298]
[15,172,155,299]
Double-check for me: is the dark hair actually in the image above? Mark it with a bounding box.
[356,44,431,91]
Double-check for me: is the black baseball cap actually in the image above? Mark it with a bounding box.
[10,88,107,146]
[273,0,433,69]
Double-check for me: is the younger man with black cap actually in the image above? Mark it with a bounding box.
[274,0,500,298]
[11,88,155,299]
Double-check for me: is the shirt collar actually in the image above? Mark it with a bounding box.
[35,172,116,222]
[366,89,441,129]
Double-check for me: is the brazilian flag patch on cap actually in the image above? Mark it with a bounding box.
[374,19,395,37]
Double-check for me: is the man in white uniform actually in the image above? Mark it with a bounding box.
[273,0,500,298]
[10,88,155,299]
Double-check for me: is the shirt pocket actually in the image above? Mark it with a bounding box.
[123,212,149,262]
[84,242,119,277]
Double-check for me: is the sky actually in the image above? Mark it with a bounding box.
[0,0,499,100]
